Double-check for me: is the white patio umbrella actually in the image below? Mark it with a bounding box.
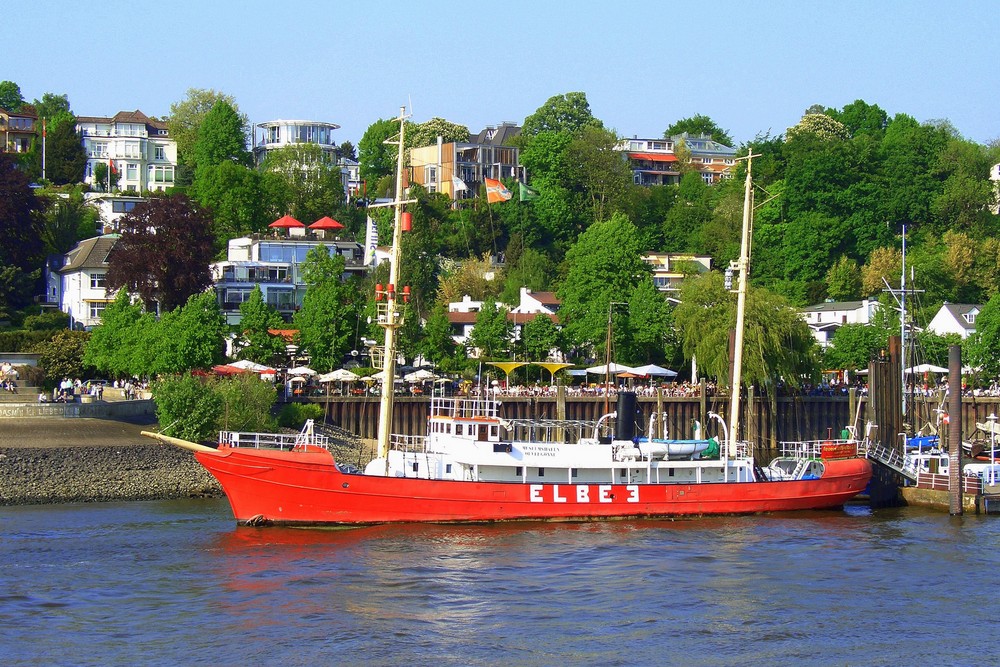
[585,362,637,375]
[631,363,678,377]
[287,366,317,376]
[404,369,438,382]
[318,368,360,383]
[904,364,949,374]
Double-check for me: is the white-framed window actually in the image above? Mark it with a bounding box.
[425,165,437,184]
[123,141,141,158]
[89,141,109,158]
[151,165,174,183]
[126,163,138,180]
[965,312,977,324]
[89,301,109,320]
[90,273,106,289]
[154,146,166,161]
[701,172,714,184]
[112,200,137,214]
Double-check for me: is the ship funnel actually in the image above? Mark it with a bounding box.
[616,392,638,441]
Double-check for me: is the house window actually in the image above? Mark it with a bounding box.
[89,142,109,158]
[123,141,141,158]
[154,146,166,161]
[126,163,138,180]
[701,172,714,184]
[90,273,106,289]
[112,200,137,213]
[965,313,976,324]
[152,165,174,183]
[89,302,108,319]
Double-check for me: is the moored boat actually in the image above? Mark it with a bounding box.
[143,108,872,526]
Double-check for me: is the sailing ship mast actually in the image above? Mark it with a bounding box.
[727,154,756,458]
[374,107,416,460]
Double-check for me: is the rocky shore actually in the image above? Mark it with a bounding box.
[0,442,222,505]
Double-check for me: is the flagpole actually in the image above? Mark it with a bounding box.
[42,118,46,182]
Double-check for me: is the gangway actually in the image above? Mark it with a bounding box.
[865,439,917,482]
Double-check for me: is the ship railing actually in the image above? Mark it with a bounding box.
[777,439,859,460]
[916,471,982,494]
[429,395,500,420]
[220,430,330,450]
[389,433,427,453]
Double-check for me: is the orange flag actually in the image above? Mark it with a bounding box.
[485,178,512,203]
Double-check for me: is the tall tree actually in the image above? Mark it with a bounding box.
[522,92,602,137]
[44,118,88,185]
[557,212,649,352]
[191,100,251,177]
[32,329,93,382]
[0,81,24,112]
[664,114,734,146]
[151,291,226,374]
[521,313,561,362]
[358,118,400,187]
[237,285,287,365]
[420,303,457,365]
[470,300,511,359]
[260,143,345,221]
[39,186,99,255]
[83,290,147,378]
[406,117,470,149]
[965,292,1000,380]
[623,278,676,365]
[190,160,272,247]
[565,125,631,223]
[293,245,354,371]
[168,89,244,172]
[31,93,71,125]
[106,195,216,312]
[0,153,44,318]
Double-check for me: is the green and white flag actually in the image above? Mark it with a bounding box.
[519,182,540,202]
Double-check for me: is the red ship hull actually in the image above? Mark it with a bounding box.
[195,447,872,525]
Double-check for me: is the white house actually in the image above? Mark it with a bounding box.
[641,253,712,297]
[211,235,367,325]
[49,235,120,330]
[800,299,881,347]
[253,119,356,200]
[76,110,177,192]
[926,303,981,339]
[447,289,561,355]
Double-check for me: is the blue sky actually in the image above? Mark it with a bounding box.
[9,0,999,147]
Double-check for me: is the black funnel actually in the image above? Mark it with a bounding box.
[616,391,638,441]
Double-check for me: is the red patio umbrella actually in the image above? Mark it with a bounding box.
[309,216,345,230]
[269,215,305,229]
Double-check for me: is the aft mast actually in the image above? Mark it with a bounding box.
[374,107,416,461]
[727,153,757,458]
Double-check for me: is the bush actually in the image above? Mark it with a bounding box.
[216,374,278,433]
[22,311,70,331]
[152,373,223,443]
[278,402,324,429]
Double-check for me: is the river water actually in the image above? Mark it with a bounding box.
[1,498,996,667]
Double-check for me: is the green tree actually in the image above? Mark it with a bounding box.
[93,162,108,192]
[436,253,501,305]
[237,285,287,365]
[522,92,602,137]
[168,88,244,178]
[31,93,71,126]
[500,247,553,305]
[191,100,251,176]
[420,303,456,365]
[152,373,224,442]
[191,160,272,247]
[293,245,354,371]
[83,290,147,378]
[0,81,24,112]
[566,125,631,223]
[674,272,820,392]
[151,291,226,374]
[965,292,1000,380]
[825,255,863,301]
[469,300,511,359]
[260,143,345,221]
[215,372,277,433]
[106,195,216,312]
[31,330,93,384]
[557,213,649,352]
[823,323,888,370]
[39,186,99,255]
[623,278,675,365]
[521,313,561,362]
[407,117,470,149]
[358,118,399,185]
[828,99,888,139]
[664,114,733,146]
[45,118,87,185]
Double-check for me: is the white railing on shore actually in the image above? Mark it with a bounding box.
[389,433,427,453]
[220,430,330,450]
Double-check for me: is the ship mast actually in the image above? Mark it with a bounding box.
[727,154,756,458]
[374,107,416,461]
